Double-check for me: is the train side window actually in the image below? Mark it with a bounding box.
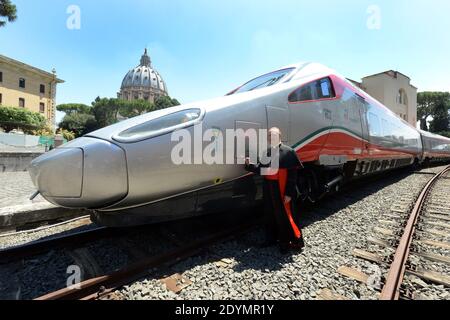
[381,119,389,137]
[368,112,381,137]
[315,78,335,99]
[289,83,313,102]
[288,77,335,103]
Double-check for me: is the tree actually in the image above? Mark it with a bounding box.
[56,95,183,136]
[417,92,436,131]
[417,92,450,132]
[154,96,180,110]
[91,97,122,127]
[0,0,17,27]
[59,113,97,137]
[119,99,154,119]
[57,103,91,116]
[171,98,181,106]
[0,106,46,132]
[57,128,76,141]
[428,92,450,133]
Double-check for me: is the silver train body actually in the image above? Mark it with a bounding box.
[29,63,450,226]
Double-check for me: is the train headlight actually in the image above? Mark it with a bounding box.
[113,108,204,143]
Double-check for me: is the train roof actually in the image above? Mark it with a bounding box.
[419,130,450,142]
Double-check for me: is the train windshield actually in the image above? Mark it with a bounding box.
[231,68,295,95]
[115,108,202,142]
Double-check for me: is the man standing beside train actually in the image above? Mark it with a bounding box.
[245,127,305,253]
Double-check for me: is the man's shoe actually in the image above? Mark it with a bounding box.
[289,237,305,252]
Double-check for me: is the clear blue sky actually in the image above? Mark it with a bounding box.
[1,0,449,123]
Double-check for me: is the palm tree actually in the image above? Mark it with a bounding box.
[0,0,17,27]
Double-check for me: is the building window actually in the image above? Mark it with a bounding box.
[39,102,45,113]
[19,78,26,88]
[40,84,45,94]
[19,98,25,108]
[0,71,3,82]
[0,93,2,104]
[397,89,408,106]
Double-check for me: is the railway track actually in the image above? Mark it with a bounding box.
[0,223,169,264]
[0,210,259,300]
[35,222,255,300]
[338,165,450,300]
[2,166,448,300]
[381,165,450,300]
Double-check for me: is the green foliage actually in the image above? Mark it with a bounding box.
[57,95,181,137]
[0,0,17,27]
[91,96,180,125]
[59,113,97,137]
[91,97,121,128]
[0,106,46,133]
[118,99,154,119]
[56,103,92,116]
[154,96,179,110]
[57,128,76,141]
[434,131,450,138]
[417,92,450,132]
[32,125,54,137]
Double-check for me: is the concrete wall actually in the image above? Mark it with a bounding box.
[0,152,43,172]
[0,133,40,147]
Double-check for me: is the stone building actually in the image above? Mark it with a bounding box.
[118,49,168,103]
[0,54,64,129]
[349,70,417,127]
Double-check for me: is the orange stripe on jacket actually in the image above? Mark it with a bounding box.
[265,169,302,239]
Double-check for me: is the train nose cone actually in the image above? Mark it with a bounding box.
[29,137,128,209]
[29,148,84,198]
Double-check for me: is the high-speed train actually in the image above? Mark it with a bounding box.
[29,63,450,227]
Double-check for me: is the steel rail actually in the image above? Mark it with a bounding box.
[34,221,256,300]
[0,226,144,264]
[380,165,450,300]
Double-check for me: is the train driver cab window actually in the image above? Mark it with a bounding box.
[288,77,335,103]
[115,108,203,142]
[315,78,334,99]
[232,68,295,95]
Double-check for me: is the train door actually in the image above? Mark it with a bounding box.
[266,105,290,143]
[319,88,366,165]
[196,120,264,214]
[355,94,370,157]
[287,77,334,162]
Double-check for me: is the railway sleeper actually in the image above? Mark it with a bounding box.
[405,269,450,288]
[410,250,450,265]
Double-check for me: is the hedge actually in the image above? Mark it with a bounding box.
[0,106,47,132]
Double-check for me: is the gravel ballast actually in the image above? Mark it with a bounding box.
[1,166,449,300]
[118,166,450,300]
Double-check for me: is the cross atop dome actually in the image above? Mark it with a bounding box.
[140,48,151,67]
